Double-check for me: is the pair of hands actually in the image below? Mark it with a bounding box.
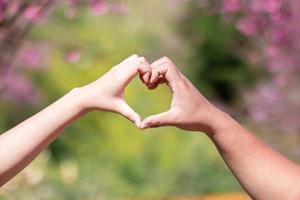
[77,55,224,135]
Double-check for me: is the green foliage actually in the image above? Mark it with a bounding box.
[180,2,255,104]
[1,1,246,199]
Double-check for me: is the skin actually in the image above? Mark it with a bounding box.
[0,54,151,187]
[1,55,300,200]
[140,57,300,200]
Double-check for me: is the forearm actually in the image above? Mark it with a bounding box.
[208,111,300,199]
[0,54,149,187]
[0,88,85,186]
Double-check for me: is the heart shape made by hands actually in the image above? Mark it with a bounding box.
[125,76,172,126]
[107,55,204,131]
[123,56,179,129]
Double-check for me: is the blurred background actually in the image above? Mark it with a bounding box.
[0,0,299,199]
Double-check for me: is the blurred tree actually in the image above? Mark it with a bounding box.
[179,1,255,106]
[0,0,55,104]
[0,0,125,105]
[0,0,127,163]
[0,1,245,198]
[181,0,300,134]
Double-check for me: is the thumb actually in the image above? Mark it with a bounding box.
[117,101,141,128]
[141,110,174,129]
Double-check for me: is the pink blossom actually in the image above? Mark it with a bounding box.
[0,0,7,22]
[246,83,282,123]
[7,2,19,16]
[262,0,282,14]
[265,45,279,59]
[110,3,128,15]
[65,7,77,19]
[65,50,81,63]
[24,5,42,22]
[20,47,44,69]
[236,17,258,36]
[65,0,78,6]
[273,74,287,87]
[270,29,285,43]
[250,1,282,13]
[270,10,287,25]
[0,12,3,22]
[90,0,109,16]
[222,0,241,13]
[0,69,37,104]
[168,0,184,9]
[249,107,269,123]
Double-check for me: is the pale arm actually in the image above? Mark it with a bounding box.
[0,88,84,186]
[0,54,151,187]
[141,57,300,200]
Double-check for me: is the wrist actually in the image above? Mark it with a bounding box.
[204,106,233,138]
[67,87,92,115]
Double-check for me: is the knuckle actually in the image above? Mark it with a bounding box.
[157,56,170,65]
[162,57,173,66]
[128,54,139,64]
[160,57,174,69]
[151,120,159,127]
[162,56,171,62]
[139,56,146,62]
[131,54,139,59]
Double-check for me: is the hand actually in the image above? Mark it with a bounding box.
[141,57,226,135]
[77,54,151,127]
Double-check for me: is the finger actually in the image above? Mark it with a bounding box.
[148,70,160,86]
[138,57,151,84]
[114,55,152,87]
[118,54,140,81]
[140,110,175,129]
[147,81,160,90]
[148,57,181,91]
[147,65,167,88]
[112,54,140,85]
[117,101,141,128]
[151,56,174,69]
[118,54,139,66]
[140,71,151,84]
[114,54,139,71]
